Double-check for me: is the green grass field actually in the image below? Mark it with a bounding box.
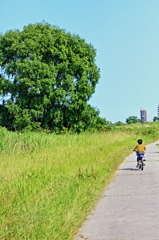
[0,122,159,239]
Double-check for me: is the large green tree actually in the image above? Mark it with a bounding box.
[0,22,100,132]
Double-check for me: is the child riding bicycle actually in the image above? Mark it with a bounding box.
[133,139,146,167]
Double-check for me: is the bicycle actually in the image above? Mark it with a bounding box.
[138,155,145,171]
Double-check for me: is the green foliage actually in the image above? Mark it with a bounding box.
[0,126,9,151]
[115,121,123,126]
[126,116,141,124]
[0,22,100,132]
[153,116,158,121]
[0,122,159,239]
[0,103,14,129]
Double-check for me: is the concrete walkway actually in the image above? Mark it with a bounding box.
[75,141,159,240]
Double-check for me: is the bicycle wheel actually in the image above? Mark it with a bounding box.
[141,161,144,171]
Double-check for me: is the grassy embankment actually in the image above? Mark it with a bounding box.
[0,122,159,240]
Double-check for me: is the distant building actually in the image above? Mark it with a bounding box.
[140,108,147,122]
[158,105,159,119]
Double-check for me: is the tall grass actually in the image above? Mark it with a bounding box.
[0,122,159,239]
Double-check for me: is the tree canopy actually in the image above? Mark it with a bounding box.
[153,116,158,122]
[0,22,101,132]
[126,116,141,124]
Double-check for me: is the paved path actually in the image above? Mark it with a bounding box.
[75,141,159,240]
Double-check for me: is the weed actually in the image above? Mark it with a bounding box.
[0,122,159,239]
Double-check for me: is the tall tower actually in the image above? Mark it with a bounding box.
[140,108,147,122]
[158,105,159,119]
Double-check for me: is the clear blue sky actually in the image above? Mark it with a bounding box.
[1,0,159,123]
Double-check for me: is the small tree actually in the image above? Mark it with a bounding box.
[153,116,158,122]
[115,121,123,126]
[126,116,141,124]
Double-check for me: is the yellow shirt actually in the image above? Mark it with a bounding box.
[134,144,146,153]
